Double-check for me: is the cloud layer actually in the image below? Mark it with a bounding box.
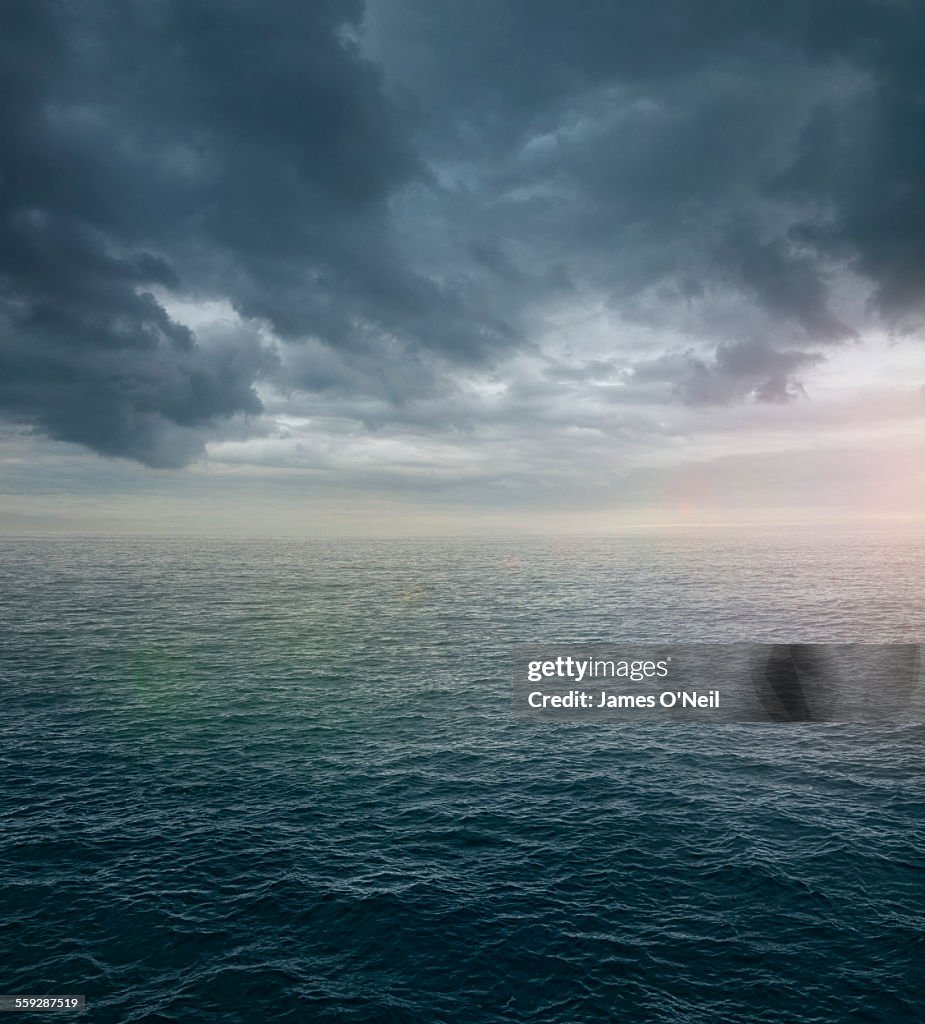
[1,0,923,472]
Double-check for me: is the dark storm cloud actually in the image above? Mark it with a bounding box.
[368,0,925,397]
[1,1,924,466]
[630,341,824,405]
[0,0,493,465]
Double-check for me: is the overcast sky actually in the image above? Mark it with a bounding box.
[1,0,923,533]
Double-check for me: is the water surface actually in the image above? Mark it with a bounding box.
[2,533,923,1022]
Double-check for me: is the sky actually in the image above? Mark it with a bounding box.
[0,0,923,534]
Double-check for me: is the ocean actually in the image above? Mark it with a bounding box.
[1,533,924,1022]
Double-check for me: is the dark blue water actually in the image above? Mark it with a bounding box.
[2,534,924,1022]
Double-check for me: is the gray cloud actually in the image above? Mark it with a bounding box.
[0,0,459,465]
[369,0,925,386]
[1,0,924,468]
[630,340,824,405]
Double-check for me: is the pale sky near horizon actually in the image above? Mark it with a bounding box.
[1,1,923,534]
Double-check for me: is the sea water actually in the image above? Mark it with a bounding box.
[1,533,923,1022]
